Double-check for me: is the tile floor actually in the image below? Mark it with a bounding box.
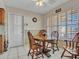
[0,44,72,59]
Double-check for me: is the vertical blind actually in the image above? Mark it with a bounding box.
[47,10,79,40]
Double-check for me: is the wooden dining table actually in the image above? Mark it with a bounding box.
[34,35,53,57]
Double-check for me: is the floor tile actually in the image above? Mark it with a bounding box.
[19,55,28,59]
[0,45,74,59]
[18,47,27,56]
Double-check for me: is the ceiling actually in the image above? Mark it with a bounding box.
[4,0,70,14]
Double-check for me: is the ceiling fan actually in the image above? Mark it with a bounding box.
[32,0,56,6]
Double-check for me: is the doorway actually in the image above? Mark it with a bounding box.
[8,14,24,48]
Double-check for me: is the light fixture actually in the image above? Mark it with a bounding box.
[33,0,45,6]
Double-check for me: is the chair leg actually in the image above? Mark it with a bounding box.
[42,54,44,58]
[71,54,74,59]
[52,44,55,54]
[56,44,59,51]
[32,50,35,59]
[40,48,44,58]
[28,50,31,56]
[32,54,34,59]
[41,50,44,58]
[75,55,77,59]
[61,49,66,58]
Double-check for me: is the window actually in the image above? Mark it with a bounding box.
[58,13,66,40]
[66,10,79,40]
[47,10,79,40]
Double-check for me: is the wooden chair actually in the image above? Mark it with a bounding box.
[51,31,59,53]
[27,31,44,59]
[46,31,59,54]
[61,32,79,59]
[34,30,52,57]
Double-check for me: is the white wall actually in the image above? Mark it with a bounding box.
[24,13,44,44]
[7,7,44,44]
[0,0,5,8]
[7,8,44,30]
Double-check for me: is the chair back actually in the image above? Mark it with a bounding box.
[73,32,79,42]
[38,30,47,40]
[51,31,59,43]
[39,29,47,36]
[27,31,35,49]
[65,32,79,49]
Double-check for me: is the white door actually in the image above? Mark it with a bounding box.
[8,14,23,48]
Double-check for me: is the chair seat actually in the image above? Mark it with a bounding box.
[31,44,43,50]
[61,32,79,59]
[63,46,78,55]
[43,48,51,53]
